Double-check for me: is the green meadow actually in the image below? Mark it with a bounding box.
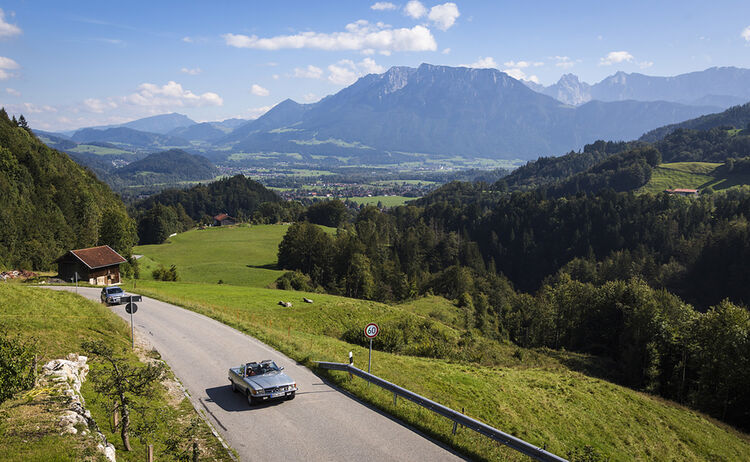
[130,226,750,461]
[640,161,750,194]
[134,225,290,287]
[346,195,413,207]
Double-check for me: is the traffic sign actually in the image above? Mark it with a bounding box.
[125,303,138,314]
[365,322,379,339]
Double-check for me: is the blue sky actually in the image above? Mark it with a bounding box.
[1,0,749,131]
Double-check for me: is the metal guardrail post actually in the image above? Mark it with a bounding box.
[315,361,567,462]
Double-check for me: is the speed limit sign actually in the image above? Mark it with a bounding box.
[364,322,379,338]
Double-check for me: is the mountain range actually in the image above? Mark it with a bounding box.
[527,66,750,108]
[36,64,750,163]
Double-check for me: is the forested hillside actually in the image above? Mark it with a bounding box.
[498,104,750,194]
[275,184,750,429]
[641,102,750,141]
[131,175,292,244]
[0,110,136,269]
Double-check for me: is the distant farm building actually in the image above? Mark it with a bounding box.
[213,213,236,226]
[56,245,127,285]
[665,188,699,197]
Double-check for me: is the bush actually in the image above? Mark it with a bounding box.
[0,325,37,405]
[152,265,179,281]
[274,271,314,291]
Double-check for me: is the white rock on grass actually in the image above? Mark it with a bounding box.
[41,353,115,461]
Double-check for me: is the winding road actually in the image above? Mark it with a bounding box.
[47,287,464,461]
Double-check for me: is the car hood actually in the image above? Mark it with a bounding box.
[244,371,293,388]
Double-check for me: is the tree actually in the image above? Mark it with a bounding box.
[82,340,166,451]
[17,115,29,131]
[305,199,349,227]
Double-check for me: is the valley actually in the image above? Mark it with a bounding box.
[4,6,750,459]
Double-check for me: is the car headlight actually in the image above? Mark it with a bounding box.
[251,388,260,395]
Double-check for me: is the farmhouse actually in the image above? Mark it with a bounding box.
[665,188,699,197]
[213,213,236,226]
[56,245,127,285]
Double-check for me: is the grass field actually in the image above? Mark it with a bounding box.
[130,279,750,461]
[346,195,413,207]
[0,285,231,462]
[135,225,290,287]
[66,144,132,155]
[641,161,750,194]
[129,226,750,460]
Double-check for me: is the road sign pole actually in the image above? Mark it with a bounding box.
[129,297,134,350]
[368,338,372,374]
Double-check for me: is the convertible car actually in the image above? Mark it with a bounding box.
[228,360,297,405]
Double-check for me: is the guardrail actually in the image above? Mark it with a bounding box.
[315,360,567,462]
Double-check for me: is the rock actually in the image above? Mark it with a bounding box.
[98,443,116,462]
[303,298,314,303]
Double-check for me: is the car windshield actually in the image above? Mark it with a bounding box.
[258,361,280,373]
[107,287,123,294]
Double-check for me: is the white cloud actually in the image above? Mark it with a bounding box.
[371,2,397,11]
[404,1,427,19]
[294,65,324,79]
[303,93,319,102]
[180,67,202,75]
[428,3,460,31]
[328,58,385,86]
[251,84,270,96]
[464,57,539,83]
[638,60,653,69]
[223,20,436,52]
[97,38,124,46]
[0,56,19,80]
[742,26,750,42]
[328,61,359,85]
[83,98,118,113]
[6,87,20,96]
[599,51,634,66]
[503,68,539,83]
[462,56,498,69]
[442,47,451,54]
[272,74,280,80]
[124,81,223,107]
[246,105,272,119]
[20,102,57,114]
[0,9,21,38]
[0,56,19,70]
[182,36,193,43]
[554,56,575,69]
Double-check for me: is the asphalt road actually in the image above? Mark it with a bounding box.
[48,287,464,462]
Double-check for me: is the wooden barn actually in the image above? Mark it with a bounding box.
[213,213,236,226]
[56,245,127,285]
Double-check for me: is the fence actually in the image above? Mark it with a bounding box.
[315,360,567,462]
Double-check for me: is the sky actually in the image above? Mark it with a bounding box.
[1,0,750,131]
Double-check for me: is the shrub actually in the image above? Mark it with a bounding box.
[0,325,37,405]
[152,265,179,281]
[274,271,314,292]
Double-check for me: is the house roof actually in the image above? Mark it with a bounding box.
[214,213,232,221]
[59,245,127,269]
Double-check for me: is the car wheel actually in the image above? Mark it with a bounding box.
[231,381,237,393]
[247,391,255,406]
[286,392,295,401]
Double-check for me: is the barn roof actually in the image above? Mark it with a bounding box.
[59,245,127,269]
[214,213,232,221]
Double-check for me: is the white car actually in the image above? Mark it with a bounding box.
[100,286,127,305]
